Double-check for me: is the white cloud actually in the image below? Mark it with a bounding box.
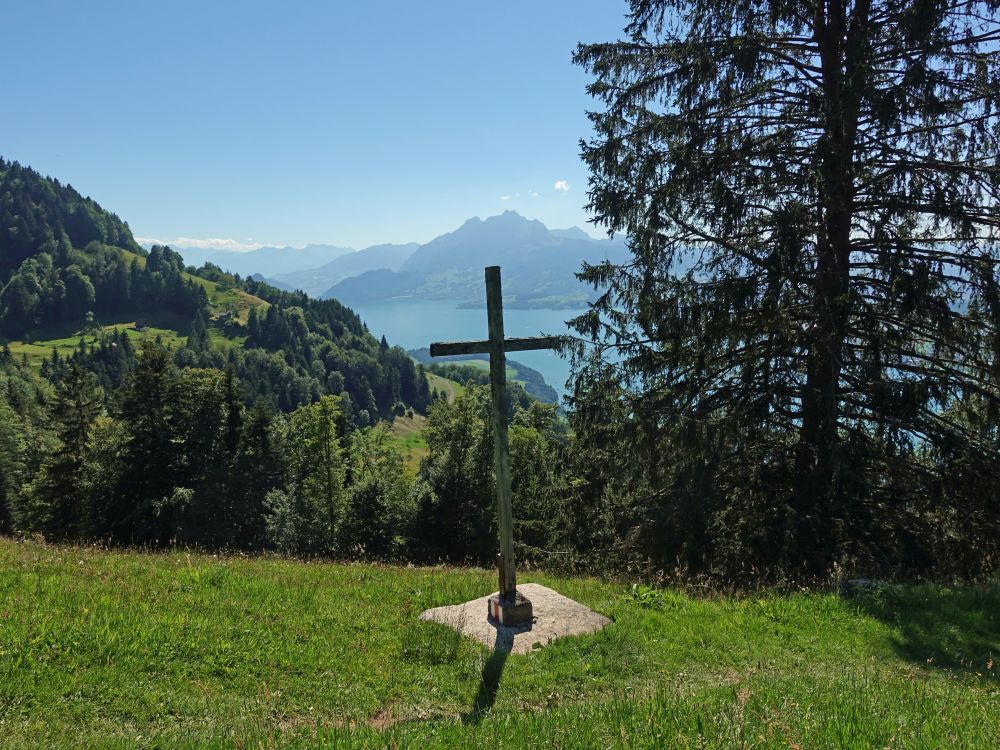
[499,195,512,201]
[135,236,264,252]
[554,180,570,192]
[530,191,539,198]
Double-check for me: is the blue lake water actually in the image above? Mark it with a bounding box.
[350,299,582,398]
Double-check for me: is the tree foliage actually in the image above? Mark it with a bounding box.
[35,363,103,538]
[572,0,1000,576]
[414,386,570,566]
[341,423,414,557]
[414,387,496,562]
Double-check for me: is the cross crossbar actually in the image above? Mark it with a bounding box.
[429,335,563,358]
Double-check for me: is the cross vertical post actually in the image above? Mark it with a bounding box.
[429,265,564,627]
[485,266,516,601]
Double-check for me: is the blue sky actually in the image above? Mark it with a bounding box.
[1,1,631,250]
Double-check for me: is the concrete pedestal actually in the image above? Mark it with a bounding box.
[487,590,533,626]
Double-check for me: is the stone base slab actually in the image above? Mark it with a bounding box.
[419,582,611,654]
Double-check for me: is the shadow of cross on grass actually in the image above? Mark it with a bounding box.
[461,623,530,723]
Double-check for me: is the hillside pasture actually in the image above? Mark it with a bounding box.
[121,248,268,325]
[4,256,266,367]
[390,412,429,473]
[436,357,527,387]
[426,371,462,402]
[0,539,996,749]
[7,315,189,368]
[196,278,268,324]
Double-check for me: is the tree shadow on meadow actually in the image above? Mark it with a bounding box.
[851,583,1000,678]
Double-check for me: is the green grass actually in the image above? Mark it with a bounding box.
[390,413,428,473]
[0,539,997,749]
[8,316,190,367]
[427,372,463,402]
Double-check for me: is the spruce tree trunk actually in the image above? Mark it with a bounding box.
[792,0,866,572]
[797,215,850,571]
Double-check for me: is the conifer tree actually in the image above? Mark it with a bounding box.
[38,362,103,537]
[0,401,27,533]
[266,395,348,554]
[414,386,495,562]
[114,342,180,543]
[573,0,1000,574]
[341,423,413,557]
[187,308,210,352]
[229,401,284,547]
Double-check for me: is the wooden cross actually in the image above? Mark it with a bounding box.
[430,265,562,626]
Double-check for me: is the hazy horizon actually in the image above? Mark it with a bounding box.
[2,1,631,250]
[133,210,605,254]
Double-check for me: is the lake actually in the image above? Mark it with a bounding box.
[350,299,582,398]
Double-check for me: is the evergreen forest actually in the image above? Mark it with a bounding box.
[0,158,564,561]
[2,0,999,585]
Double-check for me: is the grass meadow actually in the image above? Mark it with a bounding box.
[0,538,997,749]
[7,315,188,369]
[389,413,429,474]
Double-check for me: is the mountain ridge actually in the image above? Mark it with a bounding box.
[325,211,628,308]
[283,242,419,297]
[155,243,355,278]
[161,212,617,308]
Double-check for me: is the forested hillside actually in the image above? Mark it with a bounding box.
[0,158,431,418]
[0,159,572,560]
[0,159,195,334]
[0,159,479,550]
